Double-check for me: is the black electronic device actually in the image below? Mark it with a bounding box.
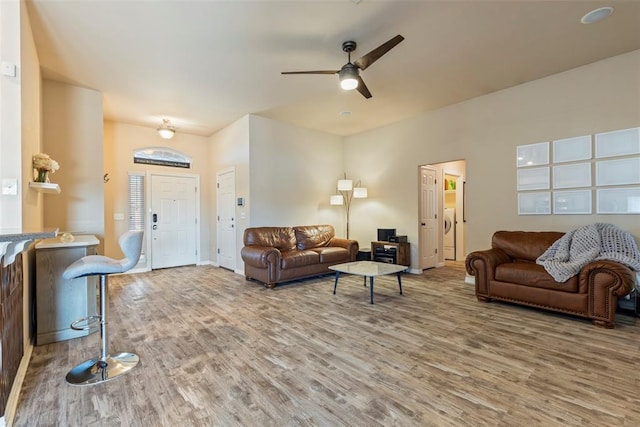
[377,228,396,242]
[389,235,407,243]
[374,245,398,264]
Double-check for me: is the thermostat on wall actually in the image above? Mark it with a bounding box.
[237,197,245,206]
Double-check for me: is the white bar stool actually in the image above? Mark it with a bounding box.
[62,230,143,385]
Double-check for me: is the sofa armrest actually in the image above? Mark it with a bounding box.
[465,248,512,296]
[577,260,635,326]
[329,238,359,261]
[241,245,281,268]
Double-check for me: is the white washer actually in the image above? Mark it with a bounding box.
[444,208,456,260]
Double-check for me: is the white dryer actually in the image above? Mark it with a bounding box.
[444,208,456,260]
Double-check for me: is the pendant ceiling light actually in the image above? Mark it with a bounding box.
[157,119,176,139]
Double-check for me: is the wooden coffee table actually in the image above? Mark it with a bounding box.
[329,261,408,304]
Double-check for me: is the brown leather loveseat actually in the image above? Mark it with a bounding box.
[241,225,358,288]
[465,231,636,328]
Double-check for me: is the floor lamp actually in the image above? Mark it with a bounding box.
[330,175,367,239]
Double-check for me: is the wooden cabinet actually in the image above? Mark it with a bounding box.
[371,241,410,266]
[35,235,99,345]
[0,253,23,416]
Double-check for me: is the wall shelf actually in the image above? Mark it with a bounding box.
[29,182,61,194]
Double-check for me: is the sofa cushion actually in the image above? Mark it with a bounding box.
[492,231,565,262]
[244,227,296,251]
[311,247,349,264]
[495,261,578,292]
[294,225,335,250]
[280,250,320,269]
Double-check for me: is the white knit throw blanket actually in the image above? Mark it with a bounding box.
[536,223,640,282]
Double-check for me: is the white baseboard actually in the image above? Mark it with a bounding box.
[3,342,34,427]
[197,260,215,266]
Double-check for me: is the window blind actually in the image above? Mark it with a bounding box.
[128,174,145,231]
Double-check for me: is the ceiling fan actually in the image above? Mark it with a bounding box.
[281,35,404,99]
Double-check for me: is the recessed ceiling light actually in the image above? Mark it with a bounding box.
[581,6,614,24]
[340,111,351,116]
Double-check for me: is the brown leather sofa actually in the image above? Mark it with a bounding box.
[241,225,358,288]
[465,231,635,328]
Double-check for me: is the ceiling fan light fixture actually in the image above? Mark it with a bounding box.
[157,119,176,139]
[339,66,359,91]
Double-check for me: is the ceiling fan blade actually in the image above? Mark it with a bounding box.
[281,70,339,75]
[356,76,372,99]
[353,35,404,71]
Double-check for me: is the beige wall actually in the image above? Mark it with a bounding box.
[103,121,211,262]
[344,50,640,270]
[248,115,344,229]
[21,0,42,231]
[42,80,104,249]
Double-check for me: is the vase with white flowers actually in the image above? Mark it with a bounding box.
[32,153,60,183]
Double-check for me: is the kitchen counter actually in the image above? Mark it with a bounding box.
[0,228,58,266]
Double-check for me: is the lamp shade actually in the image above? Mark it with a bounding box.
[330,195,344,205]
[339,64,359,91]
[353,187,368,198]
[337,179,353,191]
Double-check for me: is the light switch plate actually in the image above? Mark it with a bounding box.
[1,61,17,77]
[113,213,125,220]
[2,178,18,195]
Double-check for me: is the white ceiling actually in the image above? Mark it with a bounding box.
[26,0,640,137]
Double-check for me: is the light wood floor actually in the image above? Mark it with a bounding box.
[13,263,640,426]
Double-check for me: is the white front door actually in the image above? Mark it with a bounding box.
[151,174,198,269]
[419,166,437,269]
[216,168,236,271]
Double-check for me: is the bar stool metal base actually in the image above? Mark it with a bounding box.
[66,352,139,386]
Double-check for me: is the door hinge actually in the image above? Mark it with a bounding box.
[435,248,438,254]
[217,183,219,188]
[195,218,198,224]
[217,248,220,254]
[195,186,197,192]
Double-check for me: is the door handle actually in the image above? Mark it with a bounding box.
[421,223,426,226]
[152,213,158,223]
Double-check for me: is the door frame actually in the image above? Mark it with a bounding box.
[146,171,201,268]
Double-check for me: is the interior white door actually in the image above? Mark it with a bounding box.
[151,174,197,269]
[419,166,437,269]
[216,168,236,271]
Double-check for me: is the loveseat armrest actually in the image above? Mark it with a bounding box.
[579,260,636,296]
[329,238,359,261]
[465,248,512,296]
[241,245,281,268]
[577,260,635,327]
